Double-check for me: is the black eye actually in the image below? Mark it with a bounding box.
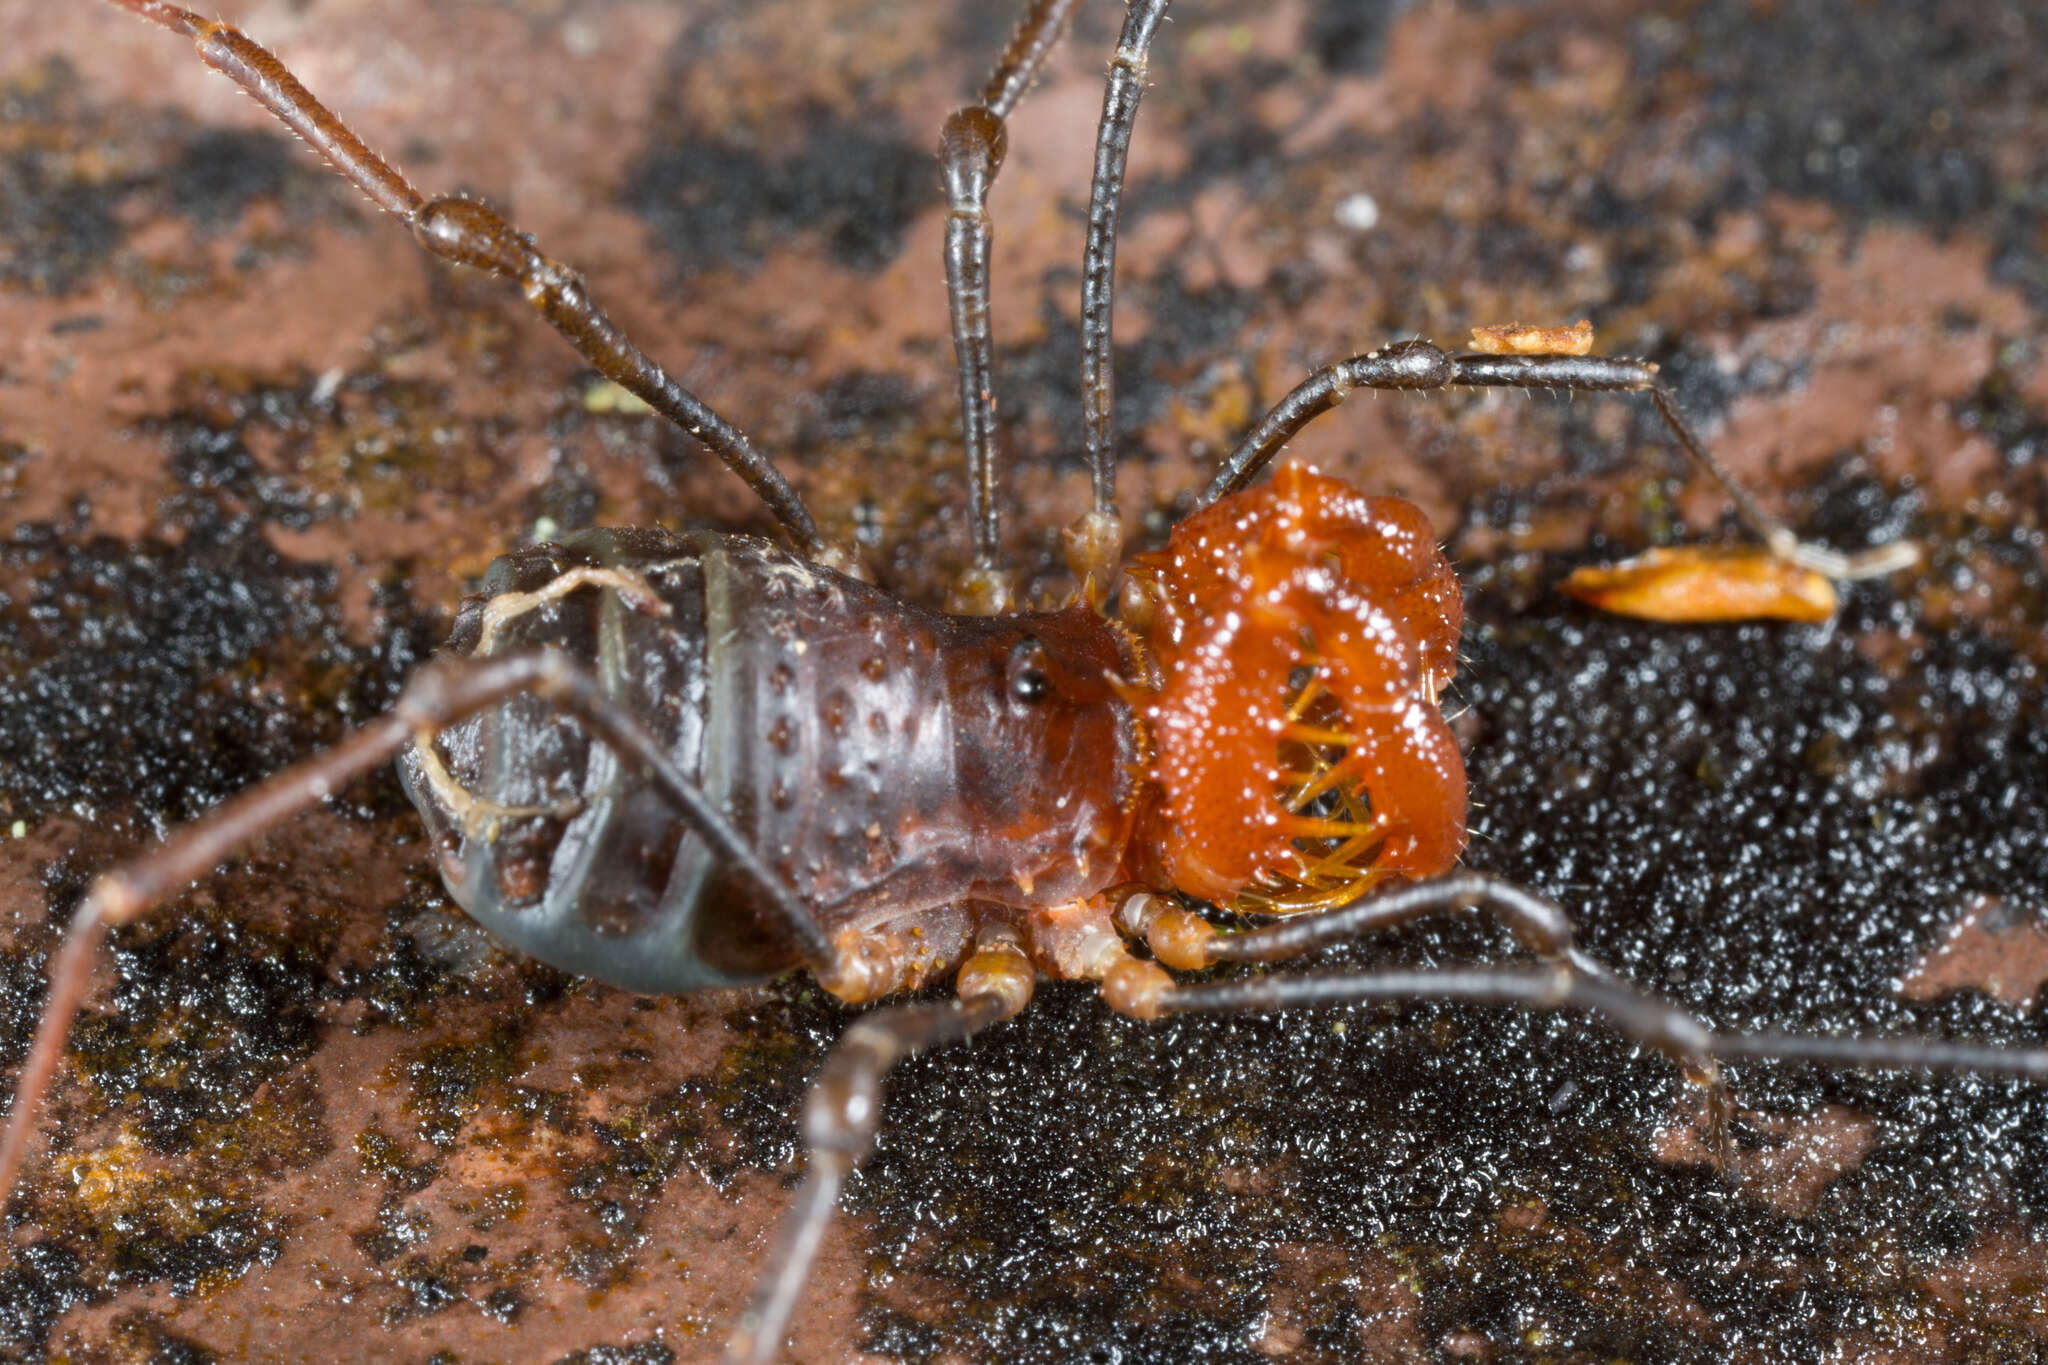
[1008,637,1051,703]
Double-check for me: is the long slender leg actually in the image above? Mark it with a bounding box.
[727,934,1034,1365]
[1108,877,2048,1178]
[1123,874,1732,1158]
[0,649,835,1204]
[1201,340,1918,579]
[941,0,1084,613]
[1157,965,2048,1084]
[1125,873,1627,987]
[103,0,831,562]
[1069,0,1174,586]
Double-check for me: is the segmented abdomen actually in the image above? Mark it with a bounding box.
[400,526,1140,995]
[397,527,772,989]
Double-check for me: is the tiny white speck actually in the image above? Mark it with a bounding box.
[560,19,600,57]
[9,820,25,838]
[1334,191,1379,232]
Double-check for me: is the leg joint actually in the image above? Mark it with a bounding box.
[414,196,539,279]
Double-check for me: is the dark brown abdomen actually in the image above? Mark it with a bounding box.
[401,528,1139,994]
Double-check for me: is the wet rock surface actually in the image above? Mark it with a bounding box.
[0,0,2044,1361]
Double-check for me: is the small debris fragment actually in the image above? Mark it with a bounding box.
[1468,319,1595,356]
[1559,546,1838,623]
[582,379,653,415]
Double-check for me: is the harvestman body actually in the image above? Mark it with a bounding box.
[2,2,2044,1362]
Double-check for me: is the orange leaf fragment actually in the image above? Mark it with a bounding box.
[1467,319,1595,356]
[1559,546,1839,623]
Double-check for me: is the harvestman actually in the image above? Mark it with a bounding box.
[1,2,2040,1362]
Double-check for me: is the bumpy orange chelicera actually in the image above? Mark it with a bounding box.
[1127,465,1467,912]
